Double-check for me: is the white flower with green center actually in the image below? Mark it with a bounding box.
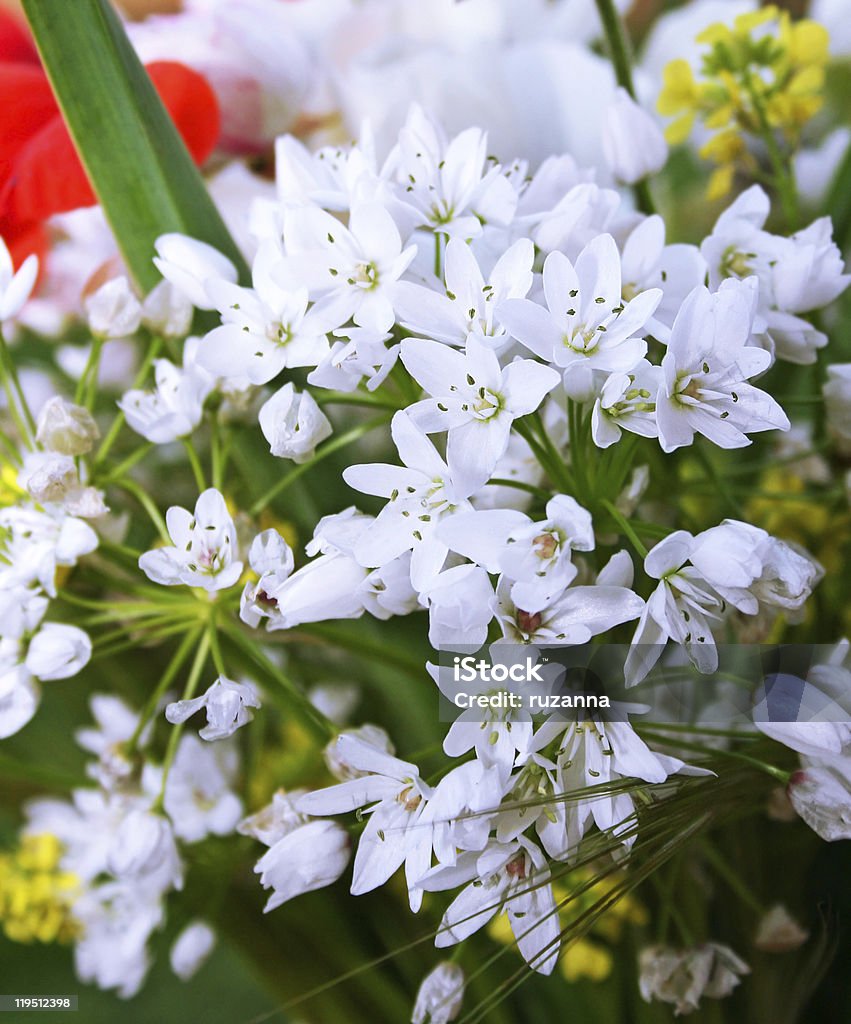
[343,411,477,591]
[498,233,661,399]
[400,334,559,492]
[392,236,534,351]
[198,241,338,385]
[279,202,416,332]
[625,531,724,686]
[138,488,243,593]
[592,359,663,448]
[656,278,790,452]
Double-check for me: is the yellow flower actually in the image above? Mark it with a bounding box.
[560,938,612,983]
[0,835,79,945]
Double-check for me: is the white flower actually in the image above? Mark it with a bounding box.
[0,652,40,739]
[421,564,494,652]
[0,238,37,320]
[308,326,399,393]
[76,693,150,789]
[254,819,350,912]
[388,106,517,239]
[258,383,332,462]
[412,963,465,1024]
[25,623,92,681]
[157,735,243,843]
[689,520,822,616]
[656,279,790,452]
[0,505,97,596]
[153,234,238,311]
[824,363,851,450]
[498,235,661,399]
[243,510,372,630]
[118,345,213,445]
[701,186,849,364]
[73,883,163,999]
[85,276,142,338]
[170,921,216,982]
[592,360,663,448]
[239,528,295,628]
[199,243,337,384]
[602,88,667,184]
[438,494,594,614]
[35,397,99,455]
[297,734,434,911]
[343,412,476,592]
[107,809,184,890]
[638,943,749,1015]
[280,202,416,332]
[393,237,534,350]
[419,837,560,974]
[626,531,723,685]
[141,280,193,339]
[787,756,851,842]
[22,452,78,504]
[139,488,243,592]
[323,725,394,781]
[165,676,260,741]
[495,575,643,645]
[401,333,559,492]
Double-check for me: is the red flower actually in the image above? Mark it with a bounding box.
[0,11,221,269]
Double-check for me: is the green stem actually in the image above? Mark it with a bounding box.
[601,498,648,558]
[249,413,391,517]
[94,334,163,466]
[593,0,656,215]
[221,621,335,741]
[0,329,36,445]
[129,626,203,749]
[154,629,211,810]
[701,841,765,914]
[115,478,170,544]
[312,390,402,411]
[75,336,105,408]
[183,439,207,492]
[743,71,799,229]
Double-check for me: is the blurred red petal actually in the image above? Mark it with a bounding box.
[0,64,57,185]
[0,11,40,65]
[4,60,220,226]
[147,61,221,165]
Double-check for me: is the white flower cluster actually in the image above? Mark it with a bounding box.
[0,411,101,738]
[119,106,848,996]
[23,693,242,996]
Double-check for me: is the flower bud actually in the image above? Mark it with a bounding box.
[24,454,77,504]
[85,276,143,338]
[36,397,99,455]
[254,819,349,912]
[412,962,465,1024]
[170,921,216,981]
[25,623,92,681]
[108,809,183,887]
[602,88,667,185]
[141,279,194,338]
[153,234,237,310]
[259,383,332,463]
[754,904,809,952]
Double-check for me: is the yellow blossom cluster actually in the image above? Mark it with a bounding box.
[657,6,829,199]
[0,834,79,945]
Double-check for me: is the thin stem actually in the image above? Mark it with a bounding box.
[74,336,105,409]
[249,413,391,517]
[154,629,211,811]
[183,439,207,492]
[99,442,153,484]
[593,0,656,215]
[743,71,799,229]
[601,498,648,558]
[0,330,36,445]
[312,390,402,411]
[129,626,203,749]
[94,334,163,466]
[701,841,765,914]
[222,621,335,740]
[115,478,170,544]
